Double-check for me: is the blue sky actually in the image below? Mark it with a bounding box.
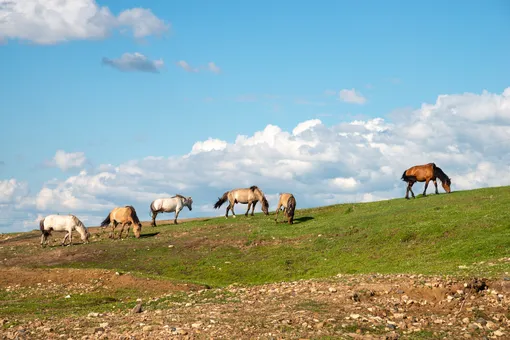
[1,0,510,232]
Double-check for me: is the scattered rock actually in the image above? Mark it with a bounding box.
[131,302,143,314]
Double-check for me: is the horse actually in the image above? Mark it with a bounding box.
[150,195,193,226]
[39,214,90,247]
[100,205,142,239]
[214,185,269,218]
[401,162,451,199]
[274,193,296,224]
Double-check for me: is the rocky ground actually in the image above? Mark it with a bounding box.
[1,267,509,339]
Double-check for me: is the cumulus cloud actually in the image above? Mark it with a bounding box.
[2,88,510,232]
[0,0,169,45]
[0,179,29,204]
[176,60,221,74]
[208,62,221,74]
[46,150,87,171]
[339,88,367,104]
[176,60,198,73]
[102,53,164,73]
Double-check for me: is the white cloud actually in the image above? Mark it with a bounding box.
[102,53,164,73]
[208,62,221,74]
[176,60,222,74]
[339,88,367,104]
[0,0,169,45]
[0,179,29,204]
[292,119,322,135]
[47,150,87,171]
[2,87,510,232]
[190,138,228,155]
[176,60,198,73]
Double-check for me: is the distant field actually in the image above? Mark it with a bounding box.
[1,185,509,287]
[1,186,509,338]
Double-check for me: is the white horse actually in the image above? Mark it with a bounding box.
[39,214,90,247]
[150,195,193,226]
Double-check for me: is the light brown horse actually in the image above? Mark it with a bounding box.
[100,205,142,239]
[274,193,296,224]
[401,163,451,199]
[214,185,269,218]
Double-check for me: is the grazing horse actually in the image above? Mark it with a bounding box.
[150,195,193,226]
[274,193,296,224]
[39,214,90,247]
[100,206,142,239]
[214,185,269,218]
[401,163,452,199]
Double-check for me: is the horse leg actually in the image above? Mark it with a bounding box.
[62,232,69,246]
[407,182,415,199]
[110,221,117,239]
[125,223,131,238]
[231,203,236,218]
[41,234,47,247]
[119,223,126,239]
[245,203,251,217]
[423,179,430,196]
[69,230,73,246]
[225,204,230,219]
[174,209,181,224]
[433,179,439,194]
[274,203,282,222]
[151,211,158,227]
[251,201,257,216]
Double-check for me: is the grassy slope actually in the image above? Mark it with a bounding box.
[16,185,510,287]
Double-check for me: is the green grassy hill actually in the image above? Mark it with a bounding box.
[4,186,509,287]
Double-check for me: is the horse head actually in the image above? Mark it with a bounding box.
[186,196,193,211]
[83,230,91,243]
[442,177,452,193]
[261,196,269,215]
[133,222,142,238]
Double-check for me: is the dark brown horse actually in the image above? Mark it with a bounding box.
[401,163,451,199]
[274,193,296,224]
[214,186,269,218]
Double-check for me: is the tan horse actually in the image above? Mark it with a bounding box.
[214,185,269,218]
[100,205,142,239]
[274,193,296,224]
[401,163,451,199]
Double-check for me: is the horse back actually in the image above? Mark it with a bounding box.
[42,214,73,231]
[230,188,256,203]
[405,163,435,181]
[157,197,180,212]
[278,193,293,207]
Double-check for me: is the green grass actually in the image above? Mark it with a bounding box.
[2,186,510,288]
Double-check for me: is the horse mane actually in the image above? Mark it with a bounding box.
[126,206,141,225]
[434,166,451,185]
[249,185,259,192]
[261,195,269,209]
[172,194,186,200]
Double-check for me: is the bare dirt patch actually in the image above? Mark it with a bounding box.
[1,273,509,339]
[0,267,199,294]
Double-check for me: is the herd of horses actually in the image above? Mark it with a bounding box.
[38,162,451,247]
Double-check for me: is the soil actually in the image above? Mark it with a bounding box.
[0,220,508,339]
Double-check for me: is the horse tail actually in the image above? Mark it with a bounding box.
[214,191,229,209]
[149,200,156,217]
[401,170,416,182]
[286,196,296,224]
[100,213,111,228]
[39,218,46,233]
